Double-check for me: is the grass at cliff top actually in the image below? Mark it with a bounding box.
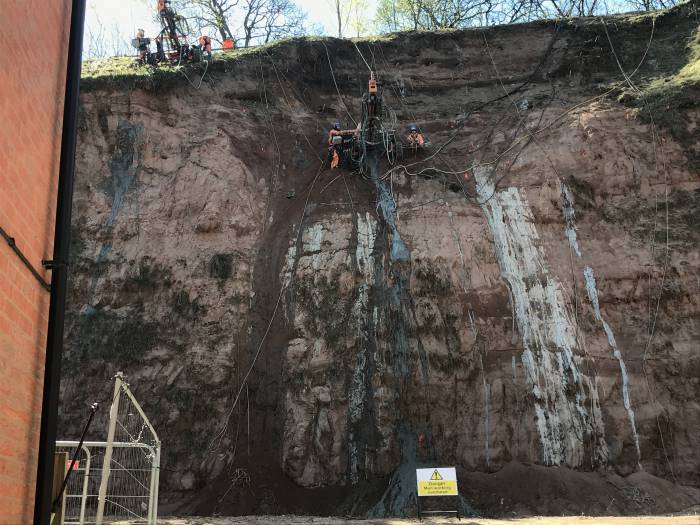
[80,3,693,91]
[630,18,700,168]
[79,36,311,90]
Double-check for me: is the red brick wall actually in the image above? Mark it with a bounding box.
[0,1,72,522]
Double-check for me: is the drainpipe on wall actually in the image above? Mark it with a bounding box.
[33,1,86,523]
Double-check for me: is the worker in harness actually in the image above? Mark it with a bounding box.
[328,122,342,169]
[327,122,357,169]
[406,124,427,149]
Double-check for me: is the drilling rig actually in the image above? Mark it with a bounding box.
[131,0,207,64]
[355,73,402,173]
[155,0,203,63]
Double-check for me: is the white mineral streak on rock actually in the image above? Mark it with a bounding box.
[475,167,608,467]
[281,242,297,289]
[562,181,641,464]
[561,184,582,257]
[356,212,376,280]
[584,266,642,462]
[308,223,323,271]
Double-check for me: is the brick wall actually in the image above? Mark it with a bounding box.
[0,1,72,522]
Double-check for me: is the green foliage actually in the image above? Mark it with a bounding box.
[624,13,700,169]
[375,0,544,31]
[80,37,300,91]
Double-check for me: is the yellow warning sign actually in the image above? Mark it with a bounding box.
[416,467,458,497]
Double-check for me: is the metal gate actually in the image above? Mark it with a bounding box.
[56,372,160,524]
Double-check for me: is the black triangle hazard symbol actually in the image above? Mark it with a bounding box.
[430,469,443,481]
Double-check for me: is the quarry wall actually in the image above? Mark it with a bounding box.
[60,3,699,518]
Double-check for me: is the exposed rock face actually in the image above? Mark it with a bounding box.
[60,5,699,518]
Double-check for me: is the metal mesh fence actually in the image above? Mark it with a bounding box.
[57,373,160,524]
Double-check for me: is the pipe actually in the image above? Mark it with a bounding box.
[33,1,86,523]
[0,226,51,291]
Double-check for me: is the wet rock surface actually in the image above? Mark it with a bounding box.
[60,4,699,519]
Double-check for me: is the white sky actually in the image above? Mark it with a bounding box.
[84,0,378,56]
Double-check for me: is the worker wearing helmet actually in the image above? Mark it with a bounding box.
[134,29,150,63]
[328,122,343,169]
[407,124,425,148]
[198,36,212,60]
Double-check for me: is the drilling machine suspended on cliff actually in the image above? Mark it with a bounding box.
[354,73,402,173]
[327,73,402,172]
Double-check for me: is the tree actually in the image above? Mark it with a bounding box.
[375,0,684,31]
[178,0,307,47]
[348,0,373,37]
[83,9,133,58]
[327,0,354,37]
[173,0,238,43]
[240,0,305,47]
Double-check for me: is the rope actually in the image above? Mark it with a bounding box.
[209,160,326,451]
[600,15,675,479]
[378,22,563,184]
[263,49,324,161]
[178,59,209,89]
[321,41,357,126]
[353,40,373,73]
[258,55,283,233]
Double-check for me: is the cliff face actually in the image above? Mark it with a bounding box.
[60,4,700,517]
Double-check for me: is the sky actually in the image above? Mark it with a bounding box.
[84,0,378,57]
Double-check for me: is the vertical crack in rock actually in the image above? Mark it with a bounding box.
[373,166,410,263]
[348,211,380,485]
[366,152,435,517]
[107,120,144,226]
[561,183,642,465]
[475,167,608,467]
[88,120,144,304]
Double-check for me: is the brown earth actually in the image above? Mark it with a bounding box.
[115,514,700,525]
[60,2,699,520]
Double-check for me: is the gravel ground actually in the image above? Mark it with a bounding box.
[111,514,700,525]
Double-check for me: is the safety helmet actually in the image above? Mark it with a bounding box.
[408,124,418,132]
[333,122,341,130]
